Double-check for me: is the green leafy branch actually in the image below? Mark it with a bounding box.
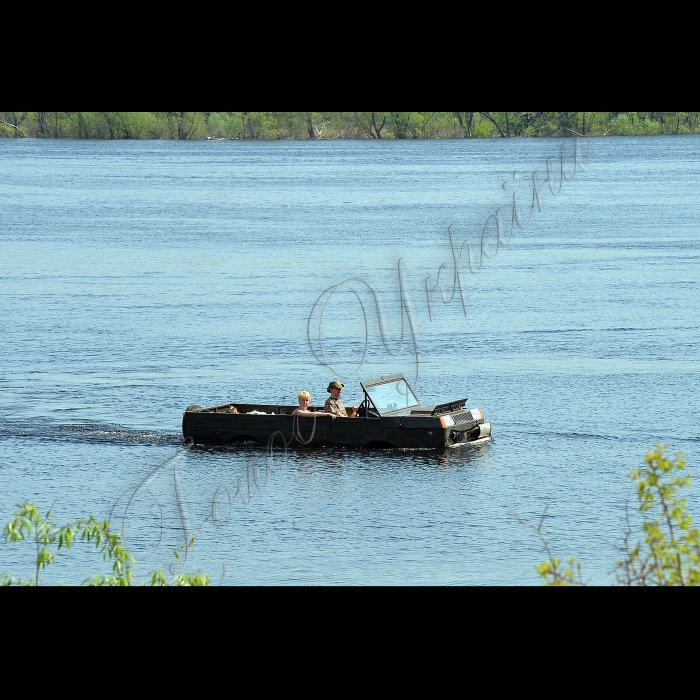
[1,502,209,586]
[614,445,700,586]
[515,507,588,587]
[522,445,700,586]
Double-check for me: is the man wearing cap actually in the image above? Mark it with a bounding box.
[323,381,358,418]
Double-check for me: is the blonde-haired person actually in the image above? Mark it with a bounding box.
[292,391,337,419]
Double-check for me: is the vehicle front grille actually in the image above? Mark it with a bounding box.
[451,411,474,425]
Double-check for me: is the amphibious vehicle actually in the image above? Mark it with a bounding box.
[182,373,491,449]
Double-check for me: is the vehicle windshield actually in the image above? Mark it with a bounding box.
[365,378,420,414]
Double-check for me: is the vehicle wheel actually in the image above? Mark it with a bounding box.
[450,430,466,444]
[185,404,204,412]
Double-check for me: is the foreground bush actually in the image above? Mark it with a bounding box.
[531,445,700,586]
[1,503,209,586]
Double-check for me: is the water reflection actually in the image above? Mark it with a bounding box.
[186,439,493,484]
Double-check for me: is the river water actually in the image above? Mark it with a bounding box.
[1,135,699,585]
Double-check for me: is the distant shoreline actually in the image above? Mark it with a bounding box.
[2,112,698,141]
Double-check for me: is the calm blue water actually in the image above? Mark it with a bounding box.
[1,136,699,585]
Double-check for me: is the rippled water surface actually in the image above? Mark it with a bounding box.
[2,136,699,585]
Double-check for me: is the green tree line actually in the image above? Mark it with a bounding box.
[2,112,700,139]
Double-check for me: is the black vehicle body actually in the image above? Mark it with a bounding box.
[182,373,492,449]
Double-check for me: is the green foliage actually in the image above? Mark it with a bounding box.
[532,445,700,586]
[4,112,700,139]
[535,555,586,587]
[616,445,700,585]
[1,502,209,586]
[0,121,19,137]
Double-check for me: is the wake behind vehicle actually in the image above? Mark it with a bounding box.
[182,373,492,449]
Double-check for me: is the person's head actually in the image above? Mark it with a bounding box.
[298,390,311,407]
[327,380,344,398]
